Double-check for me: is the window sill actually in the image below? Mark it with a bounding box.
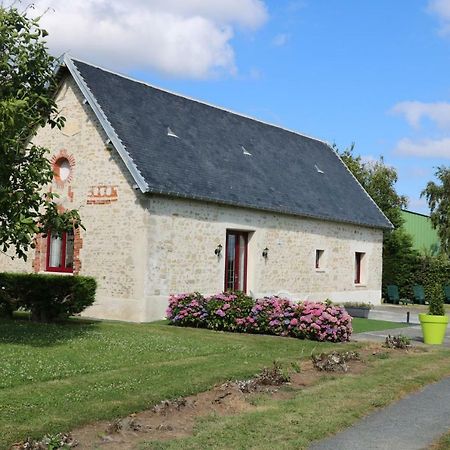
[354,283,367,287]
[40,271,74,276]
[315,269,326,273]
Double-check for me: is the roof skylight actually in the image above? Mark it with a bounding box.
[167,127,179,138]
[315,164,324,174]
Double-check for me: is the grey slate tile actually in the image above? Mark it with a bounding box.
[71,59,392,230]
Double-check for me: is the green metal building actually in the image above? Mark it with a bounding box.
[401,209,440,255]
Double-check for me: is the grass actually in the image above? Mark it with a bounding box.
[143,348,450,450]
[0,317,413,448]
[432,431,450,449]
[0,317,356,449]
[352,318,409,333]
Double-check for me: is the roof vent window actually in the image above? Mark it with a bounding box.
[242,146,252,156]
[315,164,324,174]
[167,127,179,138]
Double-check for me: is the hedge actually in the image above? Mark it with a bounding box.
[166,292,352,343]
[0,272,97,322]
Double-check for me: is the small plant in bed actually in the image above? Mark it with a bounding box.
[311,350,360,372]
[383,334,411,350]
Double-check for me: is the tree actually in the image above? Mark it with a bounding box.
[421,166,450,255]
[0,5,82,260]
[335,143,419,296]
[337,143,407,228]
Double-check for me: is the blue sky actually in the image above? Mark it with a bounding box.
[38,0,450,214]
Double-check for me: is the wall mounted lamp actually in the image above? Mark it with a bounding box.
[262,247,269,259]
[215,244,223,256]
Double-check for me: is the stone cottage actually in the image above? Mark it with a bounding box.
[0,55,392,322]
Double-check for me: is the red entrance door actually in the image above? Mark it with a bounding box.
[225,231,248,292]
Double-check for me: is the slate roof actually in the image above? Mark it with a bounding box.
[64,56,392,230]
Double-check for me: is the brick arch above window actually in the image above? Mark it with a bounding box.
[50,150,76,187]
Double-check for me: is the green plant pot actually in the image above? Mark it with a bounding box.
[418,313,449,345]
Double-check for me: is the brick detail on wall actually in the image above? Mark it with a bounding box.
[73,228,83,274]
[32,234,46,273]
[68,185,74,202]
[87,185,118,205]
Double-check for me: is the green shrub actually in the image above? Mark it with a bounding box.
[428,282,446,316]
[414,254,450,303]
[383,254,450,301]
[0,273,96,322]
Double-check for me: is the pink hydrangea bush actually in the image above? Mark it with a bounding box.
[241,296,296,336]
[166,292,207,327]
[205,292,254,331]
[290,301,352,342]
[166,292,352,342]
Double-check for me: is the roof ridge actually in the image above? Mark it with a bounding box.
[66,54,329,147]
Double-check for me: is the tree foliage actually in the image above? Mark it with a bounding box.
[337,143,407,228]
[0,5,82,260]
[335,143,419,297]
[421,166,450,255]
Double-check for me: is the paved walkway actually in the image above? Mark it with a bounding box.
[310,376,450,450]
[368,307,420,324]
[355,324,450,347]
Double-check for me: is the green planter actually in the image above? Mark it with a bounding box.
[418,313,449,345]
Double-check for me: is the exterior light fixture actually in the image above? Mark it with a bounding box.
[215,244,223,256]
[262,247,269,259]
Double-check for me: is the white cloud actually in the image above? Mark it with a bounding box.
[428,0,450,34]
[391,101,450,130]
[272,33,290,47]
[394,137,450,158]
[33,0,268,78]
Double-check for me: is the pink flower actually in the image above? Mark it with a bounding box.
[216,309,225,317]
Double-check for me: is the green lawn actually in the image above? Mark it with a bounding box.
[0,317,410,448]
[143,348,450,450]
[352,318,409,333]
[0,318,355,448]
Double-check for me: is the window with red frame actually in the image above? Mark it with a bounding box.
[354,252,365,284]
[46,231,74,273]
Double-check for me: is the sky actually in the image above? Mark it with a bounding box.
[31,0,450,214]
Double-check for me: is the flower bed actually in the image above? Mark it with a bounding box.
[166,292,352,342]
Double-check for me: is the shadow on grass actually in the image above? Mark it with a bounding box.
[0,315,99,347]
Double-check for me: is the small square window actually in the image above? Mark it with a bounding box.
[315,249,324,269]
[355,252,365,284]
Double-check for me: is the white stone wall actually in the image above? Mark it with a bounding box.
[0,75,150,322]
[0,73,384,323]
[143,196,384,321]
